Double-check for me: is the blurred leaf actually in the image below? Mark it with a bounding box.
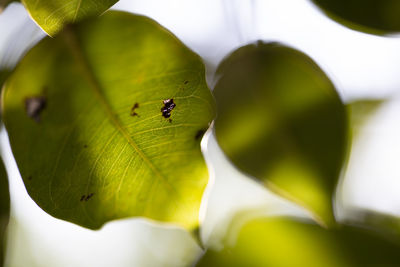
[344,209,400,237]
[214,42,347,226]
[0,160,9,267]
[197,214,400,267]
[21,0,118,36]
[0,0,17,12]
[347,99,384,138]
[312,0,400,35]
[2,11,215,231]
[0,69,11,89]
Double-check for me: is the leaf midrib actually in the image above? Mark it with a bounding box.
[62,27,176,194]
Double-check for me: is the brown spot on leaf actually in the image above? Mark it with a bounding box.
[130,102,140,117]
[161,99,176,118]
[85,193,94,201]
[184,80,189,85]
[84,145,88,148]
[25,96,46,123]
[80,193,94,202]
[27,176,33,181]
[168,119,172,123]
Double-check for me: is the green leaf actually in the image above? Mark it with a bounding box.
[344,209,400,237]
[214,42,347,226]
[312,0,400,35]
[0,69,11,90]
[0,160,9,267]
[2,11,215,231]
[21,0,118,36]
[197,214,400,267]
[347,99,384,139]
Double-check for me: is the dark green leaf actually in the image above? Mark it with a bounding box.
[2,11,215,231]
[21,0,118,36]
[312,0,400,35]
[0,160,9,267]
[197,214,400,267]
[0,69,11,90]
[214,42,347,226]
[344,209,400,237]
[0,0,17,13]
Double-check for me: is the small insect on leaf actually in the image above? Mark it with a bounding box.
[161,99,176,118]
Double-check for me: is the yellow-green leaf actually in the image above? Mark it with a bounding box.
[197,215,400,267]
[312,0,400,35]
[0,160,9,267]
[21,0,118,36]
[214,42,347,226]
[347,99,384,139]
[2,11,215,231]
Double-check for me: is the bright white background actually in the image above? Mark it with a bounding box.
[1,0,400,266]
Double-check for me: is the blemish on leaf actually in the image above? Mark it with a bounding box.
[25,96,46,123]
[130,102,140,117]
[184,80,189,85]
[168,119,172,123]
[27,176,33,181]
[85,193,94,201]
[161,99,176,118]
[80,193,94,202]
[195,129,206,140]
[84,145,88,148]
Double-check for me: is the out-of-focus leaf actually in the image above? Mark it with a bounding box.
[21,0,118,36]
[2,11,215,231]
[0,69,11,89]
[0,0,17,13]
[344,209,400,237]
[197,214,400,267]
[347,99,384,138]
[312,0,400,35]
[0,160,9,267]
[214,42,347,226]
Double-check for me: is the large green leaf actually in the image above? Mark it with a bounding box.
[21,0,118,36]
[2,11,215,231]
[214,42,347,226]
[312,0,400,35]
[0,160,9,267]
[197,214,400,267]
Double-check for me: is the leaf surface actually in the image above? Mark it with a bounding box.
[2,11,215,230]
[312,0,400,35]
[197,214,400,267]
[214,42,347,226]
[21,0,118,36]
[0,160,9,267]
[347,99,384,138]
